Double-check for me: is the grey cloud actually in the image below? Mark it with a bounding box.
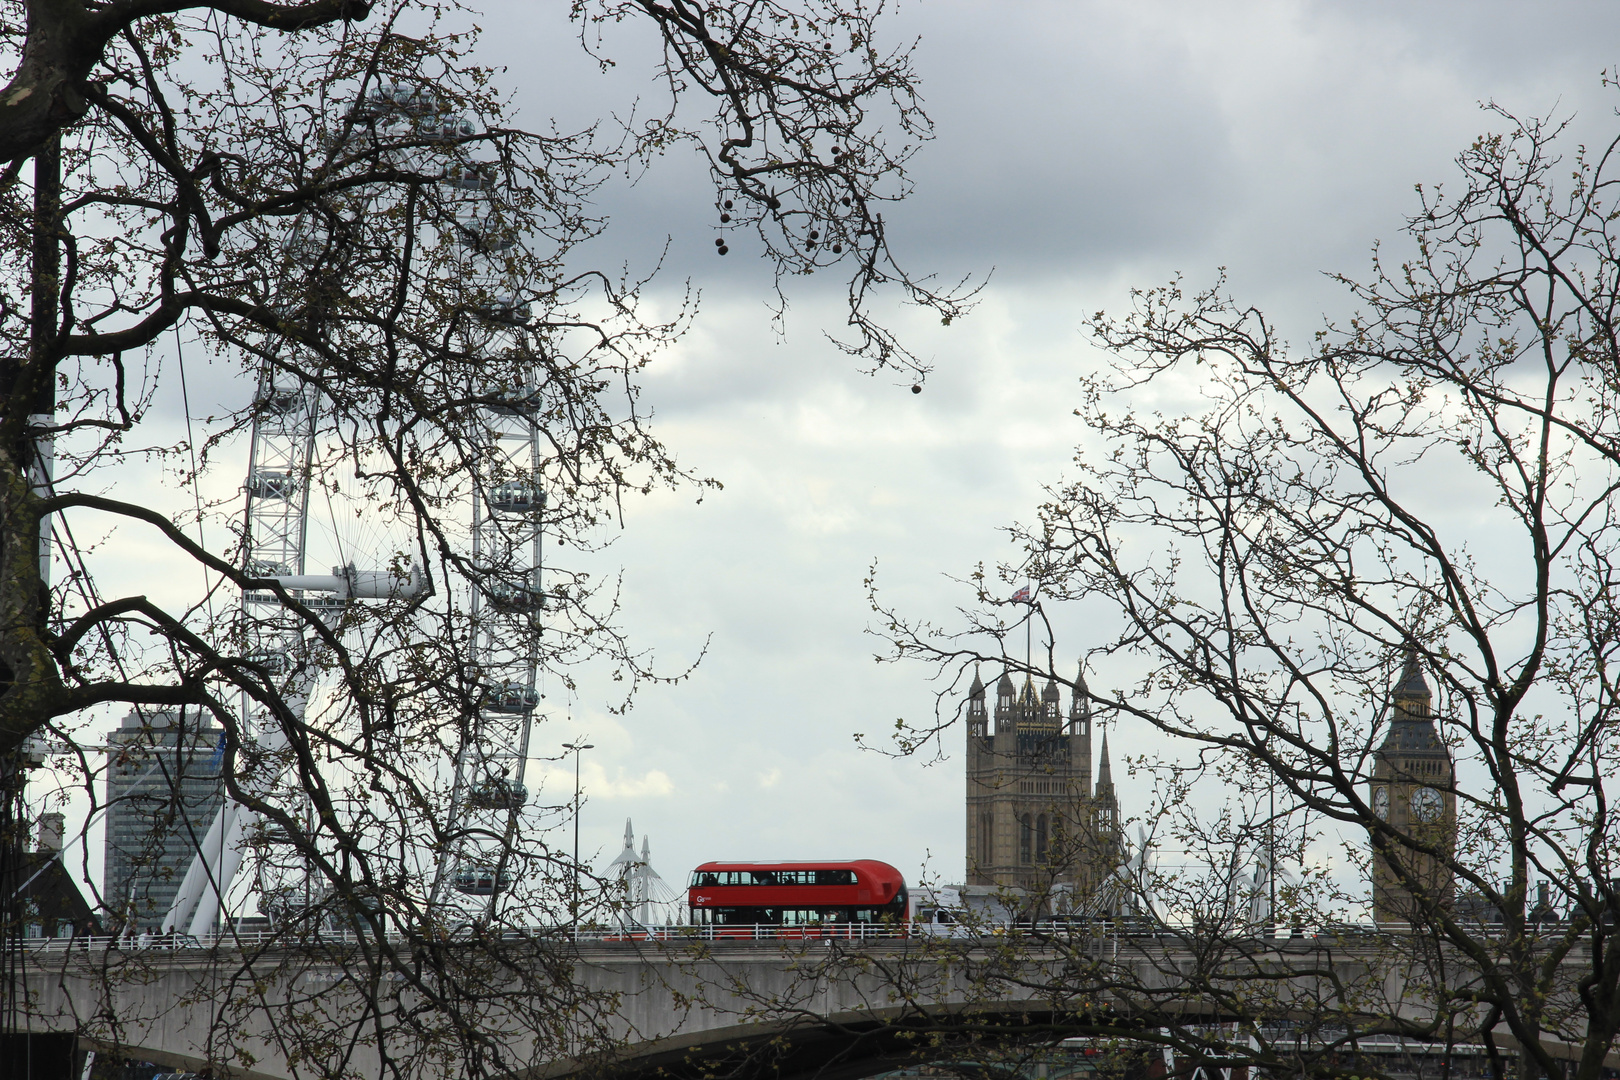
[86,0,1620,895]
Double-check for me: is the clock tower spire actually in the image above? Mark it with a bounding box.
[1370,650,1456,923]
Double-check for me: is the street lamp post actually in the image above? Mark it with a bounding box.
[1263,704,1301,939]
[1267,763,1276,939]
[563,741,593,933]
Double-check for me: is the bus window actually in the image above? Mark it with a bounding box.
[781,909,824,926]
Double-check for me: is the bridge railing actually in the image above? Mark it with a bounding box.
[588,923,912,942]
[18,918,1425,954]
[15,922,922,954]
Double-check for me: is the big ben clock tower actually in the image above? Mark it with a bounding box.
[1370,652,1456,923]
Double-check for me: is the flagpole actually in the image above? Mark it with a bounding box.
[1011,584,1034,679]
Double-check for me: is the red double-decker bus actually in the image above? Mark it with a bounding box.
[687,860,908,936]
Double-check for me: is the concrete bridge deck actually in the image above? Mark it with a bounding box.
[10,929,1543,1080]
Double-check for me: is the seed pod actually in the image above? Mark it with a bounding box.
[911,385,922,395]
[832,244,842,254]
[718,245,729,255]
[715,238,724,246]
[724,200,734,209]
[720,213,731,223]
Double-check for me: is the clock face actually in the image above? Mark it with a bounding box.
[1410,786,1443,823]
[1372,786,1390,820]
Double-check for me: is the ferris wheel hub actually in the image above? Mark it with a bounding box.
[258,563,424,601]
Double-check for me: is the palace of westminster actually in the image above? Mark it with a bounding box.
[963,665,1122,902]
[964,654,1457,922]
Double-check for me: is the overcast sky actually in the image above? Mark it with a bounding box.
[50,1,1620,914]
[480,1,1620,901]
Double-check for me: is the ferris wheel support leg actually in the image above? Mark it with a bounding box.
[163,677,303,936]
[161,801,235,934]
[189,804,255,937]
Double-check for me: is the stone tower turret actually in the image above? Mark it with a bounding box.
[1040,677,1062,729]
[993,672,1016,735]
[967,669,987,738]
[1095,731,1117,835]
[1070,662,1093,799]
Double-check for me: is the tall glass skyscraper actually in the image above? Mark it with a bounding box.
[103,708,225,931]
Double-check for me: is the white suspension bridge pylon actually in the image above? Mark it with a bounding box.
[162,78,546,936]
[606,818,678,928]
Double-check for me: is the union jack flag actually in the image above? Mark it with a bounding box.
[1010,585,1032,603]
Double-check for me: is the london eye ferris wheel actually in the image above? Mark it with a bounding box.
[161,77,560,936]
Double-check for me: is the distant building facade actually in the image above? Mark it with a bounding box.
[1370,654,1457,923]
[12,811,101,939]
[104,708,225,930]
[965,667,1121,907]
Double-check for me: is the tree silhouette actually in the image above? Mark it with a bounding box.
[0,1,970,1076]
[869,86,1620,1080]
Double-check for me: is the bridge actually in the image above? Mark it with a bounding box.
[11,927,1515,1080]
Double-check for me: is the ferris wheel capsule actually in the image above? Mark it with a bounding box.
[396,85,433,113]
[481,682,539,715]
[442,163,496,191]
[242,648,294,677]
[486,386,542,416]
[255,384,305,416]
[485,580,546,613]
[452,862,512,896]
[467,774,528,811]
[420,114,477,142]
[488,481,544,514]
[472,293,529,326]
[355,85,392,119]
[355,83,418,120]
[248,470,297,500]
[455,214,517,254]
